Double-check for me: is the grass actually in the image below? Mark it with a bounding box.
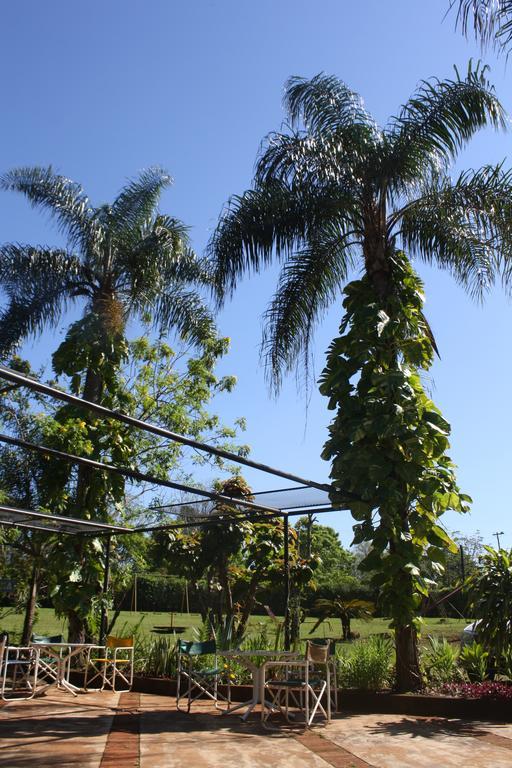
[0,607,469,646]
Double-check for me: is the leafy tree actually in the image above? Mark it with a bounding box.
[43,334,247,641]
[468,546,512,659]
[309,597,375,640]
[154,476,315,643]
[208,69,509,688]
[295,518,354,586]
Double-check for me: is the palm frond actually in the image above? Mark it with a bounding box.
[110,167,173,233]
[0,291,68,359]
[0,245,90,356]
[208,180,345,304]
[255,128,378,191]
[0,166,101,253]
[452,0,512,52]
[0,244,90,300]
[261,225,357,389]
[398,164,512,298]
[284,73,379,136]
[152,288,217,347]
[386,62,506,189]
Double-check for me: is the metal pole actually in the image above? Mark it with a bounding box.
[283,514,290,651]
[0,365,343,495]
[99,535,112,644]
[493,531,504,550]
[0,431,281,516]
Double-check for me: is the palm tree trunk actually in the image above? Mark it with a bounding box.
[364,228,422,692]
[67,366,104,643]
[395,624,421,691]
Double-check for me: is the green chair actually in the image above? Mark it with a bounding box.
[31,634,69,684]
[176,639,230,712]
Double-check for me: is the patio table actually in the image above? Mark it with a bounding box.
[219,649,299,720]
[30,642,97,697]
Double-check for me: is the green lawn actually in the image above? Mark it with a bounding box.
[0,607,469,646]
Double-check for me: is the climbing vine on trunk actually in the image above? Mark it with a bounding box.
[320,252,471,691]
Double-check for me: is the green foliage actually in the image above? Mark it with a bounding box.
[155,477,316,640]
[468,546,512,658]
[337,636,394,690]
[320,255,470,648]
[295,518,355,589]
[459,642,489,682]
[422,635,461,685]
[310,598,375,640]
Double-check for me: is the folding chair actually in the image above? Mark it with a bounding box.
[84,636,134,692]
[1,637,39,700]
[176,639,230,712]
[262,640,331,729]
[31,634,69,685]
[309,638,338,712]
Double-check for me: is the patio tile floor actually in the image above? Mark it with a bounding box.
[1,690,512,767]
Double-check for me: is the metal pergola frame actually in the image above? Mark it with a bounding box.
[0,365,356,647]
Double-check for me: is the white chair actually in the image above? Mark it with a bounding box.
[262,641,331,728]
[0,638,40,700]
[84,636,134,692]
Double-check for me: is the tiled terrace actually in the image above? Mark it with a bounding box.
[1,690,512,768]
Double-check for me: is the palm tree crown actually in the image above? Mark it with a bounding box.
[209,65,512,389]
[0,166,215,360]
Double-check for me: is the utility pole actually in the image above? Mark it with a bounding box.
[460,545,465,582]
[493,531,504,550]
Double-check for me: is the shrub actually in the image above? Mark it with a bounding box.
[459,642,489,682]
[439,681,512,699]
[337,635,394,690]
[422,635,461,685]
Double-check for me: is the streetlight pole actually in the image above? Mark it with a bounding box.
[493,531,504,550]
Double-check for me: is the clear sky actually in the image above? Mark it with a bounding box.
[1,0,511,548]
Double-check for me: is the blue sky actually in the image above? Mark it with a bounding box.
[1,0,511,548]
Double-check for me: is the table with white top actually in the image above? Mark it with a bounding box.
[30,642,97,696]
[220,649,299,720]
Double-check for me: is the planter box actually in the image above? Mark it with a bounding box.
[67,672,512,720]
[340,689,512,720]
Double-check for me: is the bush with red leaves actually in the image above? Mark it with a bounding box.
[439,681,512,699]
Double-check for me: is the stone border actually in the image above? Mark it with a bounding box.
[100,691,140,768]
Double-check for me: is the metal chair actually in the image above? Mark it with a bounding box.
[176,639,230,712]
[84,636,134,692]
[262,640,331,728]
[31,633,69,685]
[309,638,338,712]
[0,637,39,701]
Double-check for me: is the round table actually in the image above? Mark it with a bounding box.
[219,649,299,720]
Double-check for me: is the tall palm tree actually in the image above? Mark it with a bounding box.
[0,165,215,388]
[209,65,510,388]
[451,1,512,54]
[0,166,217,641]
[208,66,512,688]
